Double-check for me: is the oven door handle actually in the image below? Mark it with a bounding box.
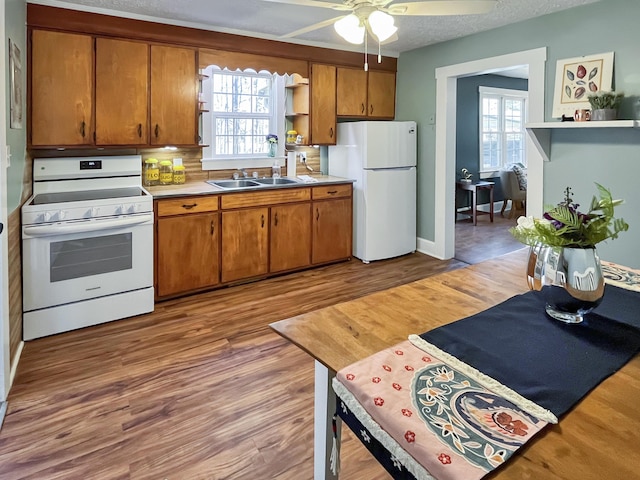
[23,214,154,238]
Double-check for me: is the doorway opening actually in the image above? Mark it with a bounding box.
[432,47,547,260]
[453,71,530,264]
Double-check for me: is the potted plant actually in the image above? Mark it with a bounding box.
[587,91,624,121]
[510,184,628,323]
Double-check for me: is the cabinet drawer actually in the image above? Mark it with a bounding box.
[156,196,219,216]
[221,187,311,209]
[312,184,352,200]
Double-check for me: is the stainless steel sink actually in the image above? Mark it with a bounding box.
[253,177,299,185]
[207,179,261,189]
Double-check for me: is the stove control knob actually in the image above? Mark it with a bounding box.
[116,204,127,215]
[87,207,100,218]
[129,203,141,213]
[58,210,68,221]
[42,212,53,222]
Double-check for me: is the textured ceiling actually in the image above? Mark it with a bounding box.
[30,0,600,56]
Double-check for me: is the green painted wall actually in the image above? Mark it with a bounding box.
[396,0,640,267]
[5,0,26,213]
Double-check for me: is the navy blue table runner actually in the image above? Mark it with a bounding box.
[419,285,640,418]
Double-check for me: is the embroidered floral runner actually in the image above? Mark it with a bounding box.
[333,263,640,480]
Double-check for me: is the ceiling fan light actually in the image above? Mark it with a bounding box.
[368,10,397,42]
[334,14,365,44]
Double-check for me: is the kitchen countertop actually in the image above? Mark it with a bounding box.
[147,175,355,199]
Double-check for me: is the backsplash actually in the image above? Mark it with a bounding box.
[139,146,322,186]
[32,145,323,188]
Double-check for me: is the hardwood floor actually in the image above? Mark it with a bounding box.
[455,210,526,264]
[0,253,466,479]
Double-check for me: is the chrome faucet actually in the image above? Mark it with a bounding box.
[233,169,248,180]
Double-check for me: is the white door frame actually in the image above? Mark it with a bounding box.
[0,0,11,401]
[431,47,547,260]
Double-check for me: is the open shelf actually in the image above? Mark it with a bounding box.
[526,120,638,129]
[525,120,640,161]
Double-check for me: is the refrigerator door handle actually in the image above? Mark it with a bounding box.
[366,166,415,172]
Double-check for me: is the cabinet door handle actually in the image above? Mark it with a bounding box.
[211,220,215,235]
[155,124,159,138]
[369,104,374,115]
[327,190,338,195]
[182,203,197,210]
[361,103,365,114]
[316,208,320,221]
[329,127,334,138]
[274,212,278,226]
[261,214,265,228]
[80,121,86,138]
[138,123,142,138]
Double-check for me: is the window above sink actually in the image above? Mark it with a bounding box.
[200,66,287,171]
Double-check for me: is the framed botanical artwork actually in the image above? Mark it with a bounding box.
[9,39,23,129]
[551,51,614,118]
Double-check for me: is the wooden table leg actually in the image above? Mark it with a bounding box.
[315,360,341,480]
[472,186,478,226]
[489,185,494,222]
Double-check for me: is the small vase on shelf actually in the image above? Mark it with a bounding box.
[268,143,276,157]
[591,108,617,121]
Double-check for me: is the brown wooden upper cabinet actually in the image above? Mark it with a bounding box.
[31,30,93,146]
[150,45,198,146]
[310,64,337,145]
[336,67,396,119]
[30,30,199,148]
[95,38,149,145]
[368,70,396,119]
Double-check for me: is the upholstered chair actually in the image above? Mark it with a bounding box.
[499,166,527,218]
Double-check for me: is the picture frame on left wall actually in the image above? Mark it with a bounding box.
[9,39,23,129]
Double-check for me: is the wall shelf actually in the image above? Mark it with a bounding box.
[525,120,639,162]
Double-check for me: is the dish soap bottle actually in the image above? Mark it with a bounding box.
[271,160,281,178]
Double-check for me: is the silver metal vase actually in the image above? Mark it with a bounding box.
[526,243,605,323]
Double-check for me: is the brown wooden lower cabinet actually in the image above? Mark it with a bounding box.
[221,207,270,283]
[270,203,312,273]
[156,212,219,297]
[312,197,352,264]
[155,183,352,300]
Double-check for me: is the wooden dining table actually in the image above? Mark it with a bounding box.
[270,249,640,480]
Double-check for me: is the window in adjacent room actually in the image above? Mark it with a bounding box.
[201,66,285,170]
[479,86,528,175]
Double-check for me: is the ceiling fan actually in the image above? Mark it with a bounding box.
[262,0,497,44]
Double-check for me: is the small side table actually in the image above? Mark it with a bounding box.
[456,181,495,225]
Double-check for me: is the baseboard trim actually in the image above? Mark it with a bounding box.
[9,341,24,390]
[417,237,445,260]
[0,400,7,430]
[457,201,504,214]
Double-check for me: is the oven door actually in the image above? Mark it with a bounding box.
[22,213,153,312]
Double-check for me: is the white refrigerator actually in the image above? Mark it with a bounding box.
[328,121,417,263]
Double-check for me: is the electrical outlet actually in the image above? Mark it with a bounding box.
[299,152,307,163]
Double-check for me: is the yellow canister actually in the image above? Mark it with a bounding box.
[173,165,186,184]
[286,130,297,144]
[144,158,159,186]
[159,160,173,185]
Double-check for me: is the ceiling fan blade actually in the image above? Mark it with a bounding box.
[389,0,497,16]
[260,0,351,10]
[280,15,347,38]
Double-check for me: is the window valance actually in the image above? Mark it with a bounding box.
[199,48,308,76]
